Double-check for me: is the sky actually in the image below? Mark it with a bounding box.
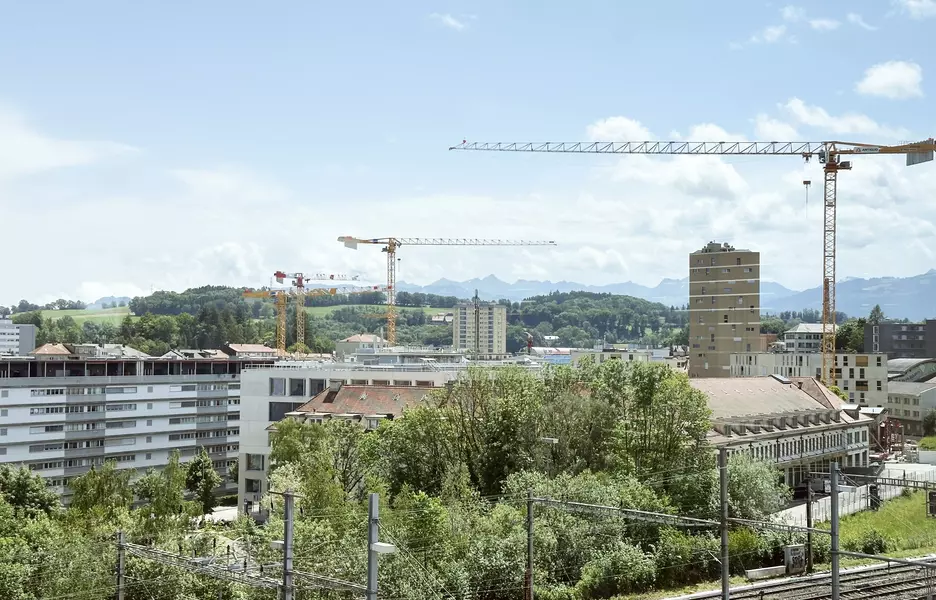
[1,0,935,305]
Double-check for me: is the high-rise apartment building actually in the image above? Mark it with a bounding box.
[0,319,36,356]
[688,241,760,378]
[454,294,508,359]
[0,348,273,501]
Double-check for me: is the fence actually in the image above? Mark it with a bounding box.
[774,466,936,528]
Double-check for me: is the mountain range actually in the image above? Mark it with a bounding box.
[398,270,936,321]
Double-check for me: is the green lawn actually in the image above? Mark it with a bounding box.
[39,306,133,325]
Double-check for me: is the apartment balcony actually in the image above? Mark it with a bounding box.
[0,373,241,388]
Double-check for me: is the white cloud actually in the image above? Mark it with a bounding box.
[753,115,800,140]
[586,116,653,141]
[781,6,806,22]
[847,13,878,30]
[3,99,934,315]
[0,105,136,182]
[809,18,841,31]
[429,13,470,31]
[855,60,924,100]
[750,24,787,43]
[894,0,936,19]
[781,97,910,138]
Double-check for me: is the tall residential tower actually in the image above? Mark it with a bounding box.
[688,241,760,378]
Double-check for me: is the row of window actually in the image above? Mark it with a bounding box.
[168,428,239,441]
[169,398,239,408]
[29,454,136,471]
[168,413,238,425]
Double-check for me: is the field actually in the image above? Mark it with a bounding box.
[305,304,449,317]
[39,306,133,325]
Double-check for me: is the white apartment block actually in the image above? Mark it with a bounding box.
[730,352,888,407]
[779,323,831,353]
[237,361,464,510]
[454,299,508,359]
[0,320,36,356]
[0,352,273,501]
[886,382,936,436]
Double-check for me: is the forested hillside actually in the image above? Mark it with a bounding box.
[10,286,689,354]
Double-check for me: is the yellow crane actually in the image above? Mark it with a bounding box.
[450,138,936,385]
[338,236,557,345]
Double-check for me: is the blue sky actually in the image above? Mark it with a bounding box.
[1,0,935,305]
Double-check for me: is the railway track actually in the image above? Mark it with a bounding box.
[671,556,936,599]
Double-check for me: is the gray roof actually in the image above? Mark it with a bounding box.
[888,382,936,396]
[691,377,829,420]
[887,358,934,372]
[785,323,832,334]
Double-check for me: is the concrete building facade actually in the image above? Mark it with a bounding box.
[780,323,830,353]
[865,321,936,359]
[454,297,508,359]
[688,241,760,378]
[0,352,272,501]
[0,320,36,356]
[886,381,936,436]
[237,361,466,509]
[730,352,889,407]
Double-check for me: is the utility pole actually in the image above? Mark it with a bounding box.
[830,462,840,600]
[526,490,534,600]
[117,530,126,600]
[282,489,296,600]
[806,479,814,574]
[719,448,730,600]
[367,493,379,600]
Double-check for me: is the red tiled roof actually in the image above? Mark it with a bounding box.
[295,385,432,417]
[31,343,72,356]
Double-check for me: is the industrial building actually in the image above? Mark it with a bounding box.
[453,294,508,359]
[692,375,872,485]
[0,319,36,356]
[0,346,273,501]
[688,241,761,378]
[729,352,889,407]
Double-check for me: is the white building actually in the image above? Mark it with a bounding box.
[886,381,936,436]
[779,323,831,353]
[692,375,872,485]
[0,351,273,501]
[237,361,464,509]
[335,334,386,359]
[730,352,888,407]
[0,320,37,356]
[454,297,508,359]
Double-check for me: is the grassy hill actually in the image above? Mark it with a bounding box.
[39,306,133,325]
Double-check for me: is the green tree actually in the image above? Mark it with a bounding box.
[868,304,885,324]
[134,451,192,537]
[835,318,866,353]
[0,465,59,517]
[69,461,133,519]
[185,447,222,515]
[924,411,936,437]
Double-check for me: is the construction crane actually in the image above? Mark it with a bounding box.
[450,138,936,385]
[338,236,557,345]
[243,283,385,355]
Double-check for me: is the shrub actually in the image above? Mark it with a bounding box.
[843,530,888,555]
[653,529,720,587]
[577,542,656,598]
[727,528,767,576]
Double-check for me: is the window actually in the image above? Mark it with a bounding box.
[268,402,304,422]
[269,378,286,396]
[0,391,6,398]
[146,436,152,443]
[0,428,6,436]
[723,315,728,323]
[736,257,741,265]
[146,453,152,460]
[0,409,6,417]
[701,286,706,294]
[737,296,743,305]
[246,454,265,471]
[147,403,153,409]
[289,378,305,397]
[246,479,261,493]
[146,419,153,426]
[147,386,153,393]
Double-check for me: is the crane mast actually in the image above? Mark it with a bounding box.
[451,138,936,385]
[338,236,557,345]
